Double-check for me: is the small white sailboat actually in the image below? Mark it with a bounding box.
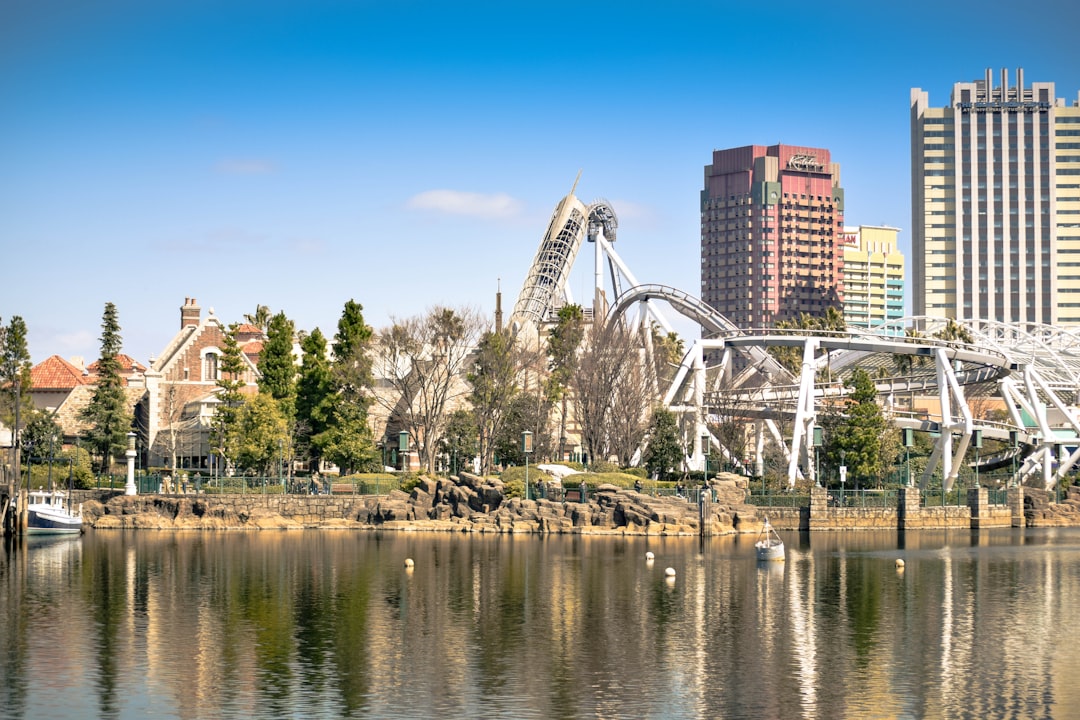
[26,488,84,535]
[755,516,785,562]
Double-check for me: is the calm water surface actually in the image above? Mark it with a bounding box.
[2,528,1080,719]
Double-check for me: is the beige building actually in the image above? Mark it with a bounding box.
[911,68,1080,325]
[841,225,904,332]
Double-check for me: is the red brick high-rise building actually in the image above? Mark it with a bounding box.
[701,144,845,328]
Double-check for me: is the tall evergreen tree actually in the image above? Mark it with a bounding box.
[829,368,889,487]
[643,406,682,479]
[546,304,584,462]
[80,303,133,474]
[213,323,247,471]
[312,300,378,473]
[330,299,374,400]
[295,327,332,468]
[257,311,297,419]
[0,315,33,438]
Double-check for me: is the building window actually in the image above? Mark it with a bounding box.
[204,351,220,381]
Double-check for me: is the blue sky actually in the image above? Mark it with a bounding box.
[2,0,1078,366]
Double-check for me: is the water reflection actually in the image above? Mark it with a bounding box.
[3,529,1080,719]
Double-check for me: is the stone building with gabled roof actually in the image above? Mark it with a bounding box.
[22,354,144,442]
[140,297,263,470]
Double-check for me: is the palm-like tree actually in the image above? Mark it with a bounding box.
[244,304,272,331]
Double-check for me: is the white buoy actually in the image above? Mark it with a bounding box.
[895,558,905,569]
[664,567,676,577]
[404,558,415,569]
[645,551,655,561]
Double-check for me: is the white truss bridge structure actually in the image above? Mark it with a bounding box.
[511,186,1080,492]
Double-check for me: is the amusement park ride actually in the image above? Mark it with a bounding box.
[509,180,1080,493]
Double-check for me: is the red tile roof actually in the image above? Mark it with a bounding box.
[235,323,264,337]
[85,354,145,386]
[30,355,91,390]
[242,340,264,358]
[86,354,147,375]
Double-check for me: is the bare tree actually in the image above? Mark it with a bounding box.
[373,306,485,473]
[572,320,652,467]
[469,329,523,476]
[707,381,759,475]
[157,383,205,472]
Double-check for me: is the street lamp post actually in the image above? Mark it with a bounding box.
[125,432,137,496]
[839,449,847,505]
[399,430,409,473]
[522,431,533,501]
[812,427,823,488]
[973,429,982,489]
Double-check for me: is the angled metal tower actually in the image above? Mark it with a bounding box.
[510,178,589,331]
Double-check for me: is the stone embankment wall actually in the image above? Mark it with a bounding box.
[75,473,768,536]
[72,476,1080,533]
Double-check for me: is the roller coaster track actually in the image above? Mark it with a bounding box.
[510,186,1080,493]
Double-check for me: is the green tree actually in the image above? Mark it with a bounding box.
[20,409,63,481]
[257,311,297,419]
[231,393,290,476]
[650,325,685,383]
[935,319,975,344]
[243,304,272,331]
[313,401,378,474]
[546,304,584,462]
[0,315,33,440]
[80,303,133,474]
[312,300,377,473]
[468,330,521,475]
[440,408,479,475]
[492,390,551,468]
[894,328,926,375]
[331,299,374,400]
[643,406,682,479]
[770,309,847,375]
[213,323,247,471]
[829,368,888,488]
[295,328,332,469]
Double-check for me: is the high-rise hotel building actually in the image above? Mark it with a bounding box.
[841,225,905,332]
[911,68,1080,325]
[701,144,845,328]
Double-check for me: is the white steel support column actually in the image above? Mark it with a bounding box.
[920,348,973,492]
[787,338,819,489]
[755,421,765,478]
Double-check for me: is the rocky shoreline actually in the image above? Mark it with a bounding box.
[82,471,763,535]
[78,472,1080,533]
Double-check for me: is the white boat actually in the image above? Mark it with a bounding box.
[754,516,785,562]
[26,489,84,535]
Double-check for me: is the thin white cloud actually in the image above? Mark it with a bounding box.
[607,199,654,221]
[54,329,95,353]
[406,190,523,219]
[215,158,277,175]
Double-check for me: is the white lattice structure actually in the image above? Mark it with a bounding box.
[513,186,1080,491]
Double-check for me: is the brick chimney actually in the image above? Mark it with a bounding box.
[181,297,201,328]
